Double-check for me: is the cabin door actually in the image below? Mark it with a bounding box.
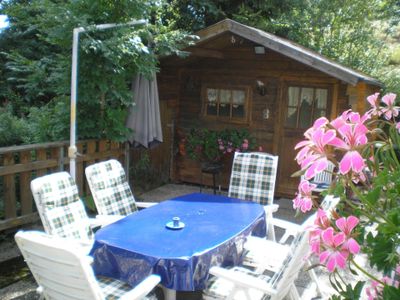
[276,84,331,197]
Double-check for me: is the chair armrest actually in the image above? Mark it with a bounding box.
[271,218,301,232]
[264,204,279,214]
[209,267,277,295]
[271,218,302,243]
[136,202,157,208]
[89,215,125,228]
[119,274,161,300]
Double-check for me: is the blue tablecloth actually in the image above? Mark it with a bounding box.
[90,193,266,291]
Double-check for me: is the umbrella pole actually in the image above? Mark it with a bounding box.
[68,20,146,181]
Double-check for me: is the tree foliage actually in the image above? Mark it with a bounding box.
[165,0,400,92]
[0,0,195,144]
[0,0,399,146]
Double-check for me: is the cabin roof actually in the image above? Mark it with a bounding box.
[194,19,382,87]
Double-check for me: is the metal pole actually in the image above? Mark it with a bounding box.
[68,20,146,180]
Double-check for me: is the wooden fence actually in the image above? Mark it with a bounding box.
[0,139,127,232]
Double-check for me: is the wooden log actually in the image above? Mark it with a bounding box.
[0,213,39,231]
[19,151,33,215]
[3,153,16,218]
[36,149,47,177]
[0,159,59,177]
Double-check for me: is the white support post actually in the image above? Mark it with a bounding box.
[68,20,146,180]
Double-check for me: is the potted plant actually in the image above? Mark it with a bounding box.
[184,128,258,168]
[293,92,400,299]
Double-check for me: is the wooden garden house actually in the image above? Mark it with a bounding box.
[157,19,382,197]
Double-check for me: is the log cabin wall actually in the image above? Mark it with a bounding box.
[162,37,334,194]
[159,30,381,197]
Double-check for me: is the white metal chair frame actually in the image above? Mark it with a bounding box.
[15,230,160,300]
[203,195,340,300]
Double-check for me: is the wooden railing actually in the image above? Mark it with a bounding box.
[0,139,127,232]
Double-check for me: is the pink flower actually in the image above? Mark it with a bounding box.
[309,209,332,254]
[396,122,400,134]
[241,140,249,150]
[339,150,365,175]
[365,280,380,300]
[258,146,263,151]
[295,125,337,179]
[381,93,399,120]
[293,180,316,213]
[367,93,381,117]
[319,227,349,272]
[336,216,360,254]
[329,111,369,176]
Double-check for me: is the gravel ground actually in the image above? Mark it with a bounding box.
[0,183,370,299]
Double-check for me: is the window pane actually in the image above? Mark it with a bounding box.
[314,89,328,119]
[232,105,245,118]
[315,109,326,118]
[286,107,297,127]
[220,89,231,105]
[207,104,217,115]
[232,90,245,107]
[298,88,313,129]
[206,88,218,115]
[219,104,230,116]
[207,88,217,104]
[288,87,300,106]
[315,89,327,109]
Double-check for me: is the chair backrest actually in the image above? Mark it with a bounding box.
[15,231,103,300]
[228,152,278,206]
[270,195,340,297]
[313,161,335,186]
[85,159,137,216]
[30,172,93,243]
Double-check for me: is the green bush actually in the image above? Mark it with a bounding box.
[0,105,29,147]
[25,97,70,144]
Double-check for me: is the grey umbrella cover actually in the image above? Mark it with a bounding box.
[126,74,163,148]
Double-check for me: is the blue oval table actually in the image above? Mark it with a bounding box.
[90,192,266,300]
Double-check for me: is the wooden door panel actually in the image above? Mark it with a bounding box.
[277,132,302,197]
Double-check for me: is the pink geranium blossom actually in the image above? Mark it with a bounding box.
[329,111,369,175]
[319,227,349,272]
[295,125,337,179]
[336,216,360,254]
[293,180,316,213]
[381,93,399,120]
[309,209,332,254]
[396,122,400,134]
[367,93,381,117]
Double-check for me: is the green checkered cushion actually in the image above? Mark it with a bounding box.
[85,159,137,216]
[228,152,278,205]
[36,172,93,242]
[203,267,270,300]
[97,276,158,300]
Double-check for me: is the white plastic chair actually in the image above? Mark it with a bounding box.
[228,152,279,240]
[204,195,340,300]
[242,195,340,297]
[15,230,160,300]
[30,172,95,251]
[303,161,335,193]
[85,159,156,222]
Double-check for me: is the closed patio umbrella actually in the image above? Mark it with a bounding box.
[126,73,163,148]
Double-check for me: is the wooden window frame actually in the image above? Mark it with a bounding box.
[284,84,331,130]
[201,84,251,124]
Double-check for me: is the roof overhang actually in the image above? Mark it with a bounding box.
[194,19,382,87]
